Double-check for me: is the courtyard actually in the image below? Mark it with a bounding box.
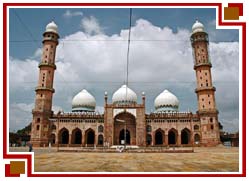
[10,146,239,172]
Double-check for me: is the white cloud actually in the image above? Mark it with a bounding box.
[9,103,33,132]
[9,18,239,132]
[9,56,38,91]
[80,16,102,35]
[63,10,83,18]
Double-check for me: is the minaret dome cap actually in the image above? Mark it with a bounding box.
[192,20,205,33]
[45,21,58,34]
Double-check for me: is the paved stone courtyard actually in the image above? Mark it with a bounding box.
[10,146,239,172]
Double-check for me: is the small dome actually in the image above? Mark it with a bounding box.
[45,21,58,34]
[72,89,96,112]
[192,20,204,33]
[112,85,137,105]
[154,89,179,112]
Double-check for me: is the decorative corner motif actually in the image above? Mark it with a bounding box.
[5,161,25,177]
[224,3,243,20]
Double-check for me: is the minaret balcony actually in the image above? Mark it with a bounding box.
[42,37,59,44]
[32,109,53,115]
[195,86,216,93]
[194,62,212,70]
[35,86,55,93]
[197,109,219,115]
[38,62,56,69]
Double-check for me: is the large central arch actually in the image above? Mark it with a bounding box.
[114,112,136,145]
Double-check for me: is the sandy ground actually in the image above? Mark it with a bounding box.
[9,146,239,172]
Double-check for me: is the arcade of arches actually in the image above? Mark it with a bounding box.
[51,124,201,146]
[146,128,198,146]
[55,126,199,146]
[56,127,104,146]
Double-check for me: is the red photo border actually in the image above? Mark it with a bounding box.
[3,3,246,177]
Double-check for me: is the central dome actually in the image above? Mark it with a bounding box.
[72,89,96,112]
[112,85,137,105]
[154,89,179,112]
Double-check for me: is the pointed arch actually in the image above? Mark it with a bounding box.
[168,128,178,145]
[155,128,165,145]
[98,134,104,145]
[71,128,82,144]
[59,127,69,144]
[194,133,200,144]
[181,128,191,144]
[85,128,95,145]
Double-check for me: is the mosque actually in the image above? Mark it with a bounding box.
[30,20,221,147]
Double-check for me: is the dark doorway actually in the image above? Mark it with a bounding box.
[61,130,69,144]
[155,130,164,145]
[73,129,82,144]
[119,129,130,144]
[86,130,95,144]
[181,128,190,144]
[98,135,103,145]
[146,134,152,145]
[168,129,177,145]
[194,134,200,143]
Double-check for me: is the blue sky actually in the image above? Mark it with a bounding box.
[9,8,239,132]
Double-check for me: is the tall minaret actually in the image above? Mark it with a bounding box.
[31,21,59,147]
[190,20,220,146]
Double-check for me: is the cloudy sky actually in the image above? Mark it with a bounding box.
[9,8,239,133]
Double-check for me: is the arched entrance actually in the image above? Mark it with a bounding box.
[146,134,152,145]
[181,128,191,144]
[59,128,69,144]
[194,133,200,144]
[155,129,164,145]
[168,128,177,145]
[85,129,95,145]
[114,112,136,145]
[119,129,130,144]
[98,135,104,145]
[72,128,82,144]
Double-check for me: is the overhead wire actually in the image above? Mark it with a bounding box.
[12,9,40,49]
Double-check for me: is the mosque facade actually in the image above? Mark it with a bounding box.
[30,20,221,147]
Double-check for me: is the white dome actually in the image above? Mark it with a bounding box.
[72,89,96,112]
[154,89,179,112]
[112,85,137,105]
[45,21,58,34]
[192,20,204,33]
